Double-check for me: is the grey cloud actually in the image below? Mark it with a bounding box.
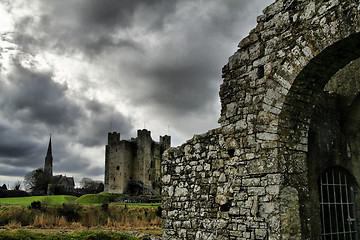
[120,0,270,115]
[77,100,133,147]
[137,64,218,114]
[0,0,274,182]
[80,0,174,30]
[0,166,31,177]
[53,154,89,174]
[0,126,35,158]
[84,37,144,58]
[52,149,104,178]
[12,0,177,58]
[0,125,42,167]
[83,166,104,178]
[0,60,133,179]
[3,62,83,129]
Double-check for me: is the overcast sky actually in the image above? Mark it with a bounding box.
[0,0,274,187]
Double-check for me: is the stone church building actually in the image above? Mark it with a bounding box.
[162,0,360,239]
[104,129,170,194]
[44,137,75,194]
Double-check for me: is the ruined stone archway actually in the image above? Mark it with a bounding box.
[162,1,360,239]
[278,34,360,238]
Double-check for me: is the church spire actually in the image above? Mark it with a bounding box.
[44,135,53,176]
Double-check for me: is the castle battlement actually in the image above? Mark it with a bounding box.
[104,129,171,194]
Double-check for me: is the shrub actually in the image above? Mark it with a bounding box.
[101,202,109,211]
[58,201,81,222]
[41,196,53,209]
[155,206,162,218]
[29,201,42,210]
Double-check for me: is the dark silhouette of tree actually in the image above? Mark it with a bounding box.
[80,178,104,194]
[13,181,21,190]
[1,184,7,190]
[24,168,51,195]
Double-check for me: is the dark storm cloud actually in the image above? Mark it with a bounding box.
[0,124,42,165]
[52,152,89,173]
[0,58,133,178]
[11,0,177,57]
[121,0,274,119]
[77,100,133,147]
[83,166,104,177]
[10,0,274,136]
[52,148,103,178]
[3,62,83,128]
[1,0,275,182]
[80,0,176,31]
[138,63,218,113]
[0,165,30,177]
[84,37,144,58]
[0,58,133,146]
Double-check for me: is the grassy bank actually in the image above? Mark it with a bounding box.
[75,194,124,205]
[0,230,140,240]
[0,204,161,230]
[0,195,78,206]
[0,194,161,207]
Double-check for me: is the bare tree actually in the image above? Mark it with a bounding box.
[80,178,104,194]
[13,181,22,190]
[24,168,51,194]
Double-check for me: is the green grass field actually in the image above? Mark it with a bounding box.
[75,193,125,205]
[0,195,77,206]
[0,194,162,207]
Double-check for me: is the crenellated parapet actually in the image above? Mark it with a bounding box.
[105,129,171,195]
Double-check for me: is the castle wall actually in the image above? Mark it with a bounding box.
[105,132,135,193]
[105,130,170,194]
[134,129,153,187]
[162,0,360,239]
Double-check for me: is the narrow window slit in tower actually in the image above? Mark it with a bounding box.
[258,65,264,78]
[228,149,235,158]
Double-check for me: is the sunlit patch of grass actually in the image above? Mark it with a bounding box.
[0,195,77,206]
[75,193,126,205]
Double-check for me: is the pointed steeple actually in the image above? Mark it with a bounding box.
[44,135,53,176]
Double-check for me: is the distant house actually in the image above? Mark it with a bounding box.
[51,175,75,192]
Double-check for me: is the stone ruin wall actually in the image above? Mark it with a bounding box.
[162,0,360,239]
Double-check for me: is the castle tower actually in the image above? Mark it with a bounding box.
[44,136,53,176]
[135,129,153,187]
[160,135,171,151]
[104,129,171,194]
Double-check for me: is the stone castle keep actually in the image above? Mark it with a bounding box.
[162,0,360,239]
[105,129,170,194]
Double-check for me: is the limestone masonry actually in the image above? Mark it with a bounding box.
[162,0,360,239]
[105,129,170,194]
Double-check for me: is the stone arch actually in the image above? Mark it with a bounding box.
[277,34,360,239]
[278,33,360,152]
